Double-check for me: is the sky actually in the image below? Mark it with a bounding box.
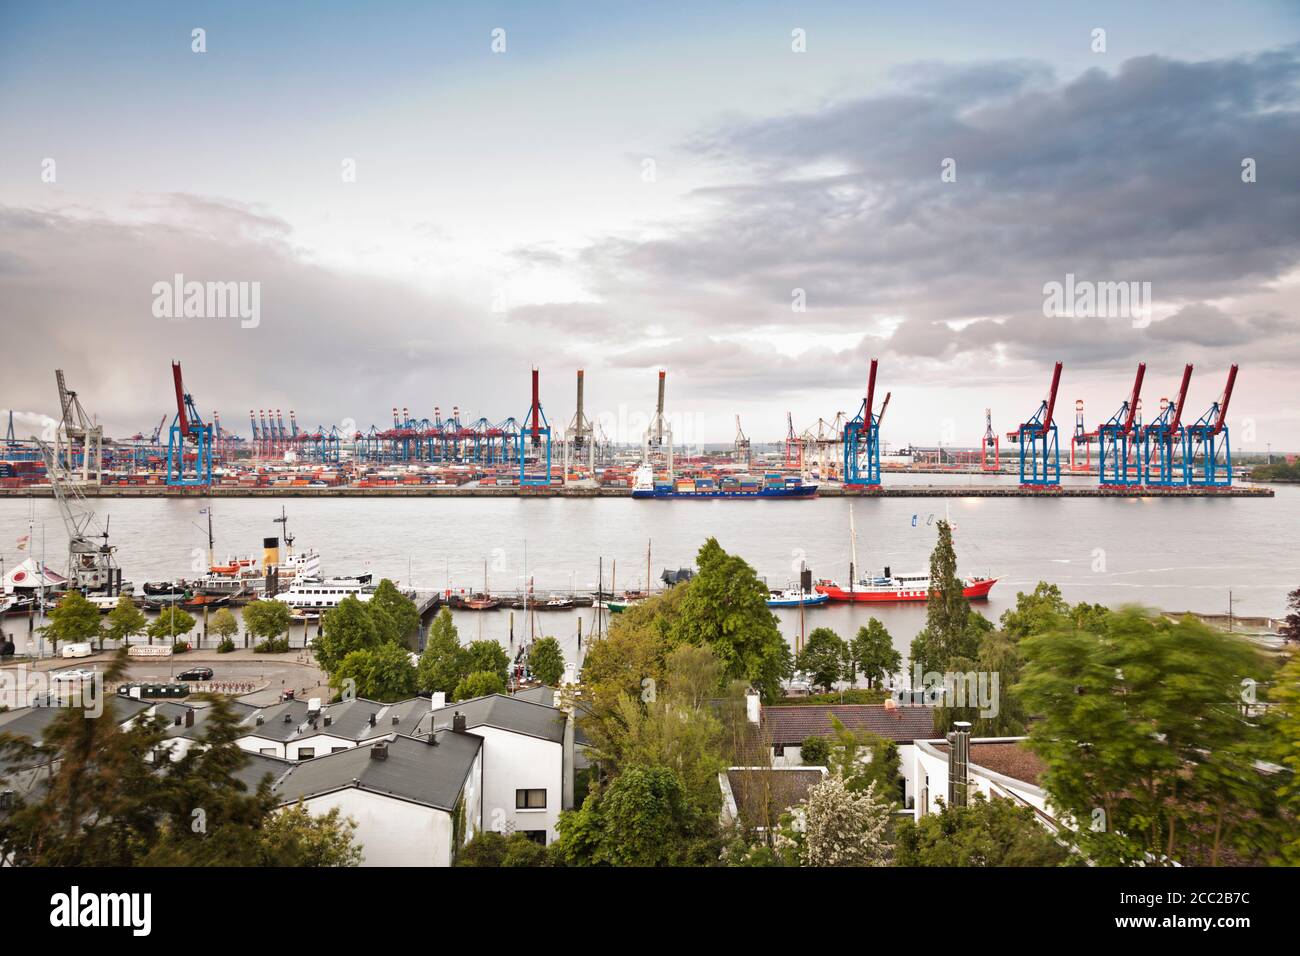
[2,1,1299,449]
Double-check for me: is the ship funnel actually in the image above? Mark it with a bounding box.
[263,536,280,568]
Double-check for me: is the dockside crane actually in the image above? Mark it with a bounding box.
[166,360,213,486]
[844,358,890,487]
[34,436,124,595]
[733,415,751,468]
[54,369,104,486]
[1097,363,1146,486]
[520,367,552,486]
[642,369,674,479]
[981,408,1000,472]
[563,368,595,481]
[1141,364,1193,486]
[1184,364,1238,487]
[1007,361,1063,486]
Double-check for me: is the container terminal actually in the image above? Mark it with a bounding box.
[0,358,1274,499]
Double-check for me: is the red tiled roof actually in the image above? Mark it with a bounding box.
[761,705,935,745]
[934,741,1047,786]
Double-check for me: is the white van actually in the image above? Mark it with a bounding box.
[61,642,94,659]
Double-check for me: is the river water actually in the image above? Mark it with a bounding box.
[3,474,1294,667]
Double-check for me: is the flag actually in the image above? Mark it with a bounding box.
[16,534,29,551]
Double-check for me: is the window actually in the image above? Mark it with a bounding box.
[298,747,316,759]
[515,788,546,810]
[331,747,348,753]
[259,748,276,756]
[774,744,785,757]
[521,830,547,845]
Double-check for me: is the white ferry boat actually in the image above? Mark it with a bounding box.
[274,574,376,610]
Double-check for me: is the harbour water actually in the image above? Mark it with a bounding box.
[3,475,1294,669]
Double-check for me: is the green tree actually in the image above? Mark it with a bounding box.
[776,773,892,867]
[796,627,851,693]
[455,830,550,867]
[313,596,378,673]
[999,582,1069,641]
[1018,608,1270,865]
[895,793,1070,867]
[242,598,293,650]
[258,803,362,866]
[461,639,509,685]
[528,636,566,686]
[332,643,418,702]
[556,765,696,867]
[103,594,147,651]
[40,590,102,653]
[147,606,196,646]
[670,538,793,701]
[851,619,901,688]
[368,578,420,648]
[1269,652,1300,864]
[909,521,989,675]
[416,608,462,695]
[209,607,239,645]
[800,736,831,765]
[454,669,506,702]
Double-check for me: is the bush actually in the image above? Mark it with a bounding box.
[453,669,507,702]
[254,637,292,654]
[216,637,236,654]
[800,736,831,765]
[172,641,190,654]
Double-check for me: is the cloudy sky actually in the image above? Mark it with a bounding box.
[2,1,1299,448]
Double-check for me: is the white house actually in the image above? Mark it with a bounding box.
[234,696,430,760]
[908,735,1059,830]
[421,693,573,845]
[272,730,484,866]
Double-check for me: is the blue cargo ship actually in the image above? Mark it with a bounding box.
[631,466,818,499]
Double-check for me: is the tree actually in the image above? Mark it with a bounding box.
[796,627,851,693]
[332,643,418,702]
[40,590,101,653]
[209,607,239,650]
[777,773,892,867]
[456,830,550,867]
[555,765,696,867]
[909,521,988,675]
[147,606,196,646]
[260,803,363,866]
[800,736,831,765]
[1017,608,1271,865]
[1281,586,1300,644]
[1270,652,1300,864]
[103,594,147,651]
[894,793,1070,867]
[454,669,506,702]
[851,619,901,689]
[242,599,293,651]
[461,640,509,685]
[999,582,1069,641]
[579,587,682,720]
[670,538,793,701]
[527,636,566,686]
[368,579,420,648]
[416,608,462,695]
[313,596,377,673]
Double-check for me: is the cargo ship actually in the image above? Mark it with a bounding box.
[631,465,817,499]
[814,567,997,603]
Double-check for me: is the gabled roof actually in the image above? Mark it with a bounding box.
[761,705,935,745]
[423,693,566,744]
[238,699,312,742]
[240,696,432,745]
[273,731,481,812]
[232,752,294,792]
[512,685,559,707]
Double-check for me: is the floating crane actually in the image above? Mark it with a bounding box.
[1184,364,1238,487]
[166,360,213,486]
[1141,364,1193,486]
[981,408,1000,472]
[53,369,103,486]
[733,415,751,467]
[844,358,890,486]
[563,368,595,481]
[642,369,674,479]
[1008,361,1063,485]
[1097,363,1146,486]
[34,436,124,595]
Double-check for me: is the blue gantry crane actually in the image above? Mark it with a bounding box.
[844,358,890,487]
[1097,363,1146,486]
[1184,364,1238,487]
[166,360,213,486]
[1008,361,1063,486]
[1140,364,1193,487]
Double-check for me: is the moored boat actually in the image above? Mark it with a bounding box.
[814,570,997,603]
[766,587,830,608]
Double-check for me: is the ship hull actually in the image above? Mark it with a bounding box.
[632,485,818,499]
[766,593,830,608]
[816,578,997,603]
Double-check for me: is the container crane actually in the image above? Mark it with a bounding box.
[642,369,674,479]
[53,369,104,486]
[166,360,213,486]
[1141,364,1193,486]
[844,358,889,486]
[1007,361,1063,486]
[34,436,124,596]
[733,415,751,468]
[981,408,1000,472]
[1097,363,1146,486]
[1185,365,1238,486]
[520,367,552,486]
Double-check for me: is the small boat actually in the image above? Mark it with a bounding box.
[541,595,574,610]
[766,588,830,608]
[464,594,500,611]
[180,594,230,610]
[607,590,648,613]
[142,581,180,596]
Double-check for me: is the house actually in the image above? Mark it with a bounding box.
[754,698,936,805]
[420,693,575,845]
[235,696,430,760]
[719,765,828,832]
[908,734,1057,827]
[272,728,483,866]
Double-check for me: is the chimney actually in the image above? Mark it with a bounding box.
[323,715,333,727]
[391,715,400,725]
[430,691,446,710]
[256,714,265,725]
[947,721,971,808]
[184,708,194,728]
[368,712,377,727]
[370,742,388,761]
[452,711,467,734]
[745,689,761,726]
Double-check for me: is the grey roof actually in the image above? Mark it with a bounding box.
[0,706,68,743]
[762,704,936,745]
[240,696,433,746]
[231,752,294,793]
[273,731,481,812]
[422,693,567,744]
[238,699,313,742]
[512,685,559,707]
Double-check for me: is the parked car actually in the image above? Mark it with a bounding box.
[51,667,97,682]
[61,642,94,659]
[176,666,214,682]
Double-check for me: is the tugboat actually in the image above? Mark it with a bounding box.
[766,587,829,608]
[194,507,321,596]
